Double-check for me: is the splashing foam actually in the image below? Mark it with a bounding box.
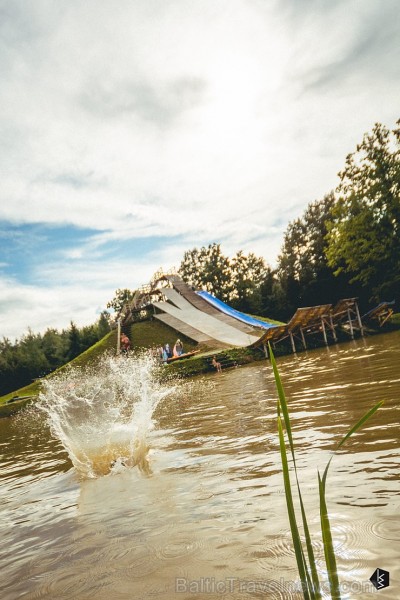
[38,353,177,478]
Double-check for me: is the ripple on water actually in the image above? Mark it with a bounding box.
[371,516,400,541]
[31,567,111,600]
[155,537,205,562]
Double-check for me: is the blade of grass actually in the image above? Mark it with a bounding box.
[322,400,384,487]
[270,344,322,598]
[319,401,383,598]
[318,472,341,600]
[270,343,295,460]
[337,401,384,450]
[278,416,311,600]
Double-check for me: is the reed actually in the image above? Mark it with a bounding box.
[269,342,383,600]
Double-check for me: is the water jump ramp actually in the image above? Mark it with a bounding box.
[153,298,259,347]
[152,274,280,348]
[159,275,256,334]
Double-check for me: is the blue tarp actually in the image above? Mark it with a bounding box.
[196,290,277,329]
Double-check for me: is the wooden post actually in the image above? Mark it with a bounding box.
[117,319,121,355]
[300,328,307,349]
[329,315,338,342]
[347,308,354,338]
[321,317,328,345]
[289,332,296,353]
[354,301,364,336]
[263,343,268,359]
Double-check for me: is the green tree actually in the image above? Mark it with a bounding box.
[259,273,290,321]
[178,247,203,288]
[67,321,81,361]
[107,288,135,314]
[80,324,98,349]
[230,251,268,313]
[97,311,111,339]
[15,330,50,384]
[326,120,400,300]
[277,193,342,311]
[42,328,68,370]
[278,193,335,284]
[179,243,233,301]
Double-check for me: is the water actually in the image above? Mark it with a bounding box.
[0,333,399,599]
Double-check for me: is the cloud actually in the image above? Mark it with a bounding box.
[0,285,108,341]
[79,76,207,128]
[0,0,399,338]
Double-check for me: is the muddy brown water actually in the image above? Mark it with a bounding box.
[1,332,399,599]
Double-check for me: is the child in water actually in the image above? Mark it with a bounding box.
[212,356,222,372]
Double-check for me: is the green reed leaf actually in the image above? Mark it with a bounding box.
[269,343,295,462]
[270,344,322,598]
[298,492,322,599]
[322,400,384,487]
[336,401,384,450]
[278,416,311,600]
[318,472,341,600]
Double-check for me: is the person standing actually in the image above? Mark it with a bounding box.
[120,333,131,353]
[212,356,222,372]
[173,339,183,357]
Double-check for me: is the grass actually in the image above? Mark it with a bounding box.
[247,313,286,326]
[269,342,383,599]
[127,318,198,353]
[390,312,400,326]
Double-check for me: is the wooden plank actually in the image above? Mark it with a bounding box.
[154,313,212,343]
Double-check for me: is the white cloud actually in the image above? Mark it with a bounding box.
[0,0,399,338]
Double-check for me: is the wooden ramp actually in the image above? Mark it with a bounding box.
[161,287,193,310]
[158,275,256,334]
[248,325,288,348]
[276,304,333,352]
[153,300,260,347]
[154,313,213,344]
[362,301,395,327]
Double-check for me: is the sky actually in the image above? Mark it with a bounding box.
[0,0,399,340]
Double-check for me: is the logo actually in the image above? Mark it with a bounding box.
[370,568,389,590]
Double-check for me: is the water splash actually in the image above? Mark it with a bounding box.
[38,353,176,478]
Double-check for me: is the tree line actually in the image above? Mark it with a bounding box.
[179,120,400,321]
[1,119,399,395]
[0,313,111,396]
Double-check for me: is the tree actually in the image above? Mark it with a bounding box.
[179,243,271,309]
[230,251,268,313]
[179,243,233,301]
[67,321,81,361]
[80,324,98,349]
[278,193,335,283]
[106,288,135,314]
[42,328,68,370]
[277,193,343,310]
[15,330,50,384]
[178,247,203,288]
[97,311,111,339]
[326,120,400,301]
